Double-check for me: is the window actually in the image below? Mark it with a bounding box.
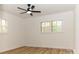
[0,19,8,33]
[41,21,51,32]
[52,21,62,32]
[41,21,62,32]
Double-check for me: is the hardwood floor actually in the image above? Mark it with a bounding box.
[0,46,73,54]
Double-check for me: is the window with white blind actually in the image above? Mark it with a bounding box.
[0,19,8,33]
[41,21,62,32]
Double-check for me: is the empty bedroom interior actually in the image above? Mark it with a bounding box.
[0,4,79,54]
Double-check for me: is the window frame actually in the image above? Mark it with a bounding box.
[41,20,63,33]
[41,21,51,32]
[0,18,8,33]
[51,20,63,32]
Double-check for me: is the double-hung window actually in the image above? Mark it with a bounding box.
[0,18,8,33]
[41,21,62,32]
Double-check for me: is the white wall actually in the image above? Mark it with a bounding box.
[0,11,25,52]
[24,11,75,49]
[75,5,79,53]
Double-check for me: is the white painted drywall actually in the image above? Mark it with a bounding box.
[0,11,25,52]
[75,5,79,53]
[23,11,75,49]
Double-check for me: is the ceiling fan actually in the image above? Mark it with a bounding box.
[17,4,41,16]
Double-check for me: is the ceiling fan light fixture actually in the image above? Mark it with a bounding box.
[27,11,32,14]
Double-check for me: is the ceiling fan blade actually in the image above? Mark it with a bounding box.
[31,11,41,13]
[27,4,31,8]
[17,7,27,11]
[30,13,33,16]
[31,5,35,9]
[20,12,27,14]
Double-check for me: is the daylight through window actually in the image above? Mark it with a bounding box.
[0,18,8,33]
[41,21,62,32]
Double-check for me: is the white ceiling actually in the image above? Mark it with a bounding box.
[0,4,75,19]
